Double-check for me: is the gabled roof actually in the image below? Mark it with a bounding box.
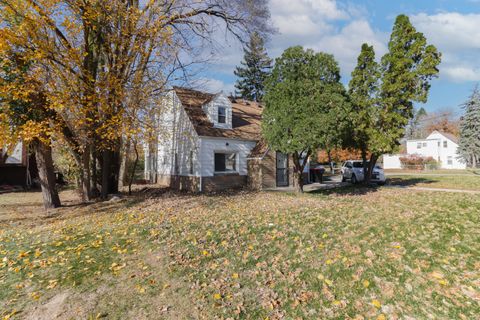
[173,87,262,141]
[429,130,459,144]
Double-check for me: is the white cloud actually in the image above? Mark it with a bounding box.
[308,19,388,74]
[442,67,480,83]
[411,12,480,82]
[193,78,235,95]
[205,2,480,87]
[412,13,480,50]
[270,0,348,20]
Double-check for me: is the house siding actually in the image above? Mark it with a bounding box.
[247,150,296,190]
[154,92,201,180]
[384,131,466,170]
[406,132,466,169]
[202,94,232,129]
[199,137,257,177]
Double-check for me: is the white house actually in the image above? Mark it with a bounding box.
[383,131,466,170]
[144,87,308,192]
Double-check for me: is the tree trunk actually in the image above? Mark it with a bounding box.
[118,138,130,190]
[361,148,368,184]
[293,170,304,193]
[32,139,61,209]
[128,141,139,195]
[472,154,477,169]
[365,154,378,184]
[292,150,311,193]
[80,148,92,202]
[101,146,121,199]
[90,144,100,198]
[101,150,112,199]
[327,150,334,174]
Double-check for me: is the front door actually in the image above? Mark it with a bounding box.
[276,152,289,187]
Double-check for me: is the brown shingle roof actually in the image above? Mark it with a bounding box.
[173,87,262,141]
[436,131,459,144]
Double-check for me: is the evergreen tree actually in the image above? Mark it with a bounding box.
[348,43,380,175]
[234,32,272,102]
[348,15,441,182]
[263,46,350,192]
[458,85,480,168]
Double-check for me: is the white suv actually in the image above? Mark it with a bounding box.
[341,160,386,185]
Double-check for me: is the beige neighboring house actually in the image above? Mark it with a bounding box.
[144,87,309,192]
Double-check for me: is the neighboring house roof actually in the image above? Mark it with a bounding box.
[173,87,262,141]
[432,131,459,144]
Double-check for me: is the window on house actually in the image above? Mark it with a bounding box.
[443,141,448,148]
[417,143,422,149]
[214,152,236,172]
[218,107,226,124]
[447,156,453,165]
[189,151,194,175]
[423,142,427,147]
[438,141,441,147]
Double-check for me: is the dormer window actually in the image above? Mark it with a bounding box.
[218,107,226,124]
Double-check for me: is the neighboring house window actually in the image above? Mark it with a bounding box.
[417,143,422,149]
[443,141,448,148]
[214,152,236,172]
[447,156,453,165]
[423,142,427,147]
[438,141,440,147]
[189,151,194,175]
[218,107,226,124]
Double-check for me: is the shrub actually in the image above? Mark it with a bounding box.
[399,155,438,170]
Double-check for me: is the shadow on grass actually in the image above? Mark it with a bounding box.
[386,177,436,187]
[307,177,437,197]
[307,184,381,196]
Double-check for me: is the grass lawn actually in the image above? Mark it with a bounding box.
[387,174,480,191]
[1,187,479,319]
[384,169,480,175]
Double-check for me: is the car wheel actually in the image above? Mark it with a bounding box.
[341,176,346,182]
[351,175,357,184]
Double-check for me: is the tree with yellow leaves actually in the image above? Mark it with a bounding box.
[0,0,272,204]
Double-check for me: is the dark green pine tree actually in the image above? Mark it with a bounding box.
[234,32,272,102]
[348,43,380,175]
[458,85,480,168]
[365,14,441,181]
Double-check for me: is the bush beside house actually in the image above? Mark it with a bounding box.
[399,155,439,170]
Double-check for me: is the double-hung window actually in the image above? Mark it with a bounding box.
[443,141,448,148]
[218,107,226,124]
[214,152,236,173]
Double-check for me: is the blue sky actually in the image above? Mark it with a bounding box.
[199,0,480,117]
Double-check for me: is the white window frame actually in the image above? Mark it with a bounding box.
[217,106,226,124]
[214,152,237,174]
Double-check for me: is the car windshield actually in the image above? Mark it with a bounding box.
[350,162,382,170]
